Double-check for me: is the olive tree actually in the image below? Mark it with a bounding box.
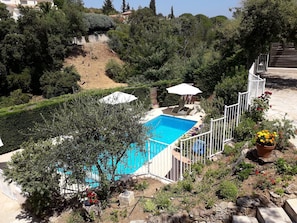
[4,95,148,204]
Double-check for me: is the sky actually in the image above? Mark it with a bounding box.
[83,0,242,18]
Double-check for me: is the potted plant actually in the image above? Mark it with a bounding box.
[255,129,278,158]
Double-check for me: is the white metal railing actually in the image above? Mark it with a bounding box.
[160,62,266,181]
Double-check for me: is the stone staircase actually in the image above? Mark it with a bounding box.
[233,198,297,223]
[269,42,297,68]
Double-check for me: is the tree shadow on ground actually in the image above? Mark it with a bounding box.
[67,44,87,58]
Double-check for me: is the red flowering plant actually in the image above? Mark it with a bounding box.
[86,188,99,205]
[249,91,272,122]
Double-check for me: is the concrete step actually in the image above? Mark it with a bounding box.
[233,215,258,223]
[256,207,292,223]
[284,198,297,222]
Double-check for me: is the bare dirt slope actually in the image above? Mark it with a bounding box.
[64,42,127,90]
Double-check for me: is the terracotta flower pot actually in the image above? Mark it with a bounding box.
[256,143,276,158]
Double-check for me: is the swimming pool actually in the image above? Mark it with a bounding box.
[86,115,196,187]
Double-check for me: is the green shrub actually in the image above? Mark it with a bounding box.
[154,192,171,210]
[0,89,31,107]
[105,59,123,82]
[205,197,216,209]
[179,179,194,192]
[192,162,204,175]
[40,66,81,99]
[135,180,149,191]
[235,162,255,181]
[234,117,257,141]
[218,180,238,201]
[142,198,157,213]
[67,211,85,223]
[274,188,285,196]
[110,210,119,223]
[223,144,237,156]
[275,158,297,175]
[274,114,296,150]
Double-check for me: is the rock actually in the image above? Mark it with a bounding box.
[285,184,297,194]
[269,191,281,198]
[236,196,261,208]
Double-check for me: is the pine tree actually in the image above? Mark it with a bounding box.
[102,0,115,15]
[149,0,156,15]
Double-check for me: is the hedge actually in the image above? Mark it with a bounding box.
[0,80,183,155]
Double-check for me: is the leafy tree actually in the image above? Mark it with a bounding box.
[4,94,148,216]
[4,139,63,218]
[214,66,247,106]
[7,68,31,93]
[33,96,145,189]
[238,0,297,66]
[0,3,16,41]
[39,66,80,98]
[61,0,87,40]
[0,62,7,95]
[53,0,65,9]
[0,33,25,74]
[102,0,116,15]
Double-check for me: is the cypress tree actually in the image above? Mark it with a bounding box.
[169,6,174,19]
[121,0,126,12]
[149,0,156,15]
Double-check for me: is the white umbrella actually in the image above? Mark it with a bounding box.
[166,83,202,95]
[99,91,137,105]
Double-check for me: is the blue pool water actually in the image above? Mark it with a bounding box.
[146,115,197,143]
[86,115,196,187]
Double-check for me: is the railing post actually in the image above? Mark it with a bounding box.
[148,139,151,175]
[179,141,183,181]
[236,93,241,127]
[210,118,213,156]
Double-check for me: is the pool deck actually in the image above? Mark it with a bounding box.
[144,102,205,128]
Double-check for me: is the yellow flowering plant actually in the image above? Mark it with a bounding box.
[256,129,278,146]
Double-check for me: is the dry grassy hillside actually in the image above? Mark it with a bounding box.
[64,42,127,90]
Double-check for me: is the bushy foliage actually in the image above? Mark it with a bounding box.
[234,117,257,141]
[105,59,123,82]
[235,162,255,181]
[4,140,63,218]
[0,89,31,107]
[40,66,81,98]
[214,66,248,106]
[273,114,297,150]
[84,13,116,34]
[218,180,238,201]
[248,91,272,122]
[275,158,297,175]
[6,68,31,93]
[0,1,87,98]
